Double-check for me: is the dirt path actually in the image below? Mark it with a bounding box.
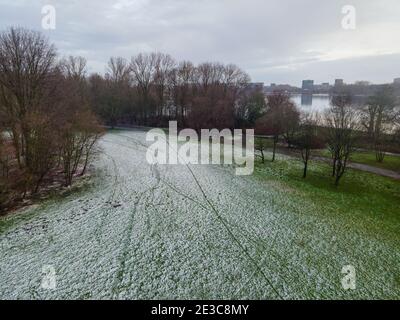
[342,161,399,180]
[311,156,400,180]
[272,147,400,180]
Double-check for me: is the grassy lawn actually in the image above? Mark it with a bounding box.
[1,131,399,299]
[350,152,400,173]
[254,156,400,226]
[256,136,400,173]
[253,156,400,298]
[316,149,400,173]
[254,155,400,252]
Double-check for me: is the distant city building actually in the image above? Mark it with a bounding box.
[313,82,330,92]
[246,82,264,90]
[264,83,300,94]
[244,82,264,94]
[394,78,400,85]
[302,80,314,91]
[335,79,344,87]
[321,82,330,90]
[355,81,370,86]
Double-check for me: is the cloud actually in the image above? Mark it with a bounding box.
[0,0,399,85]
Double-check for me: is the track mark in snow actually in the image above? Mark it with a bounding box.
[92,150,123,241]
[160,133,284,299]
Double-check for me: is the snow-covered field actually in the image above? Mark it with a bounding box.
[0,130,399,299]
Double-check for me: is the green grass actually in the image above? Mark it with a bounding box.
[253,156,400,298]
[254,156,400,241]
[255,137,274,148]
[1,131,399,299]
[350,152,400,173]
[317,149,400,173]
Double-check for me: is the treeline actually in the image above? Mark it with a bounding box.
[0,27,265,211]
[0,27,102,212]
[1,26,399,209]
[255,89,400,186]
[88,54,264,129]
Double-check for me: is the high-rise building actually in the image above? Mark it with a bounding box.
[302,80,314,91]
[321,82,330,90]
[247,82,264,90]
[335,79,344,87]
[355,81,370,86]
[394,78,400,85]
[244,82,264,94]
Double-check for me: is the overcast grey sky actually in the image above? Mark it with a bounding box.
[1,0,400,86]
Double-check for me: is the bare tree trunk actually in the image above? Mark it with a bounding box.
[272,136,277,162]
[80,154,90,176]
[375,141,385,163]
[11,127,22,168]
[332,157,337,177]
[334,159,346,186]
[33,172,46,194]
[302,149,310,179]
[303,161,308,178]
[260,149,265,164]
[334,174,341,186]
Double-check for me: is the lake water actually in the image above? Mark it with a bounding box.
[290,94,331,113]
[290,94,367,113]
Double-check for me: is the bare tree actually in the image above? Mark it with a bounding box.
[79,111,103,176]
[221,64,250,97]
[361,85,397,162]
[59,59,102,186]
[59,107,101,187]
[172,61,196,124]
[0,133,6,210]
[255,137,268,164]
[107,57,130,83]
[23,111,58,193]
[0,27,103,210]
[325,95,360,186]
[61,56,87,80]
[236,89,266,128]
[256,91,300,162]
[85,53,252,128]
[102,57,131,127]
[0,127,10,179]
[130,53,158,120]
[0,27,57,169]
[153,53,175,118]
[292,113,323,178]
[196,62,222,94]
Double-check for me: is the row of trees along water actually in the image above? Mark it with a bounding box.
[0,27,263,211]
[255,90,399,185]
[89,54,264,130]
